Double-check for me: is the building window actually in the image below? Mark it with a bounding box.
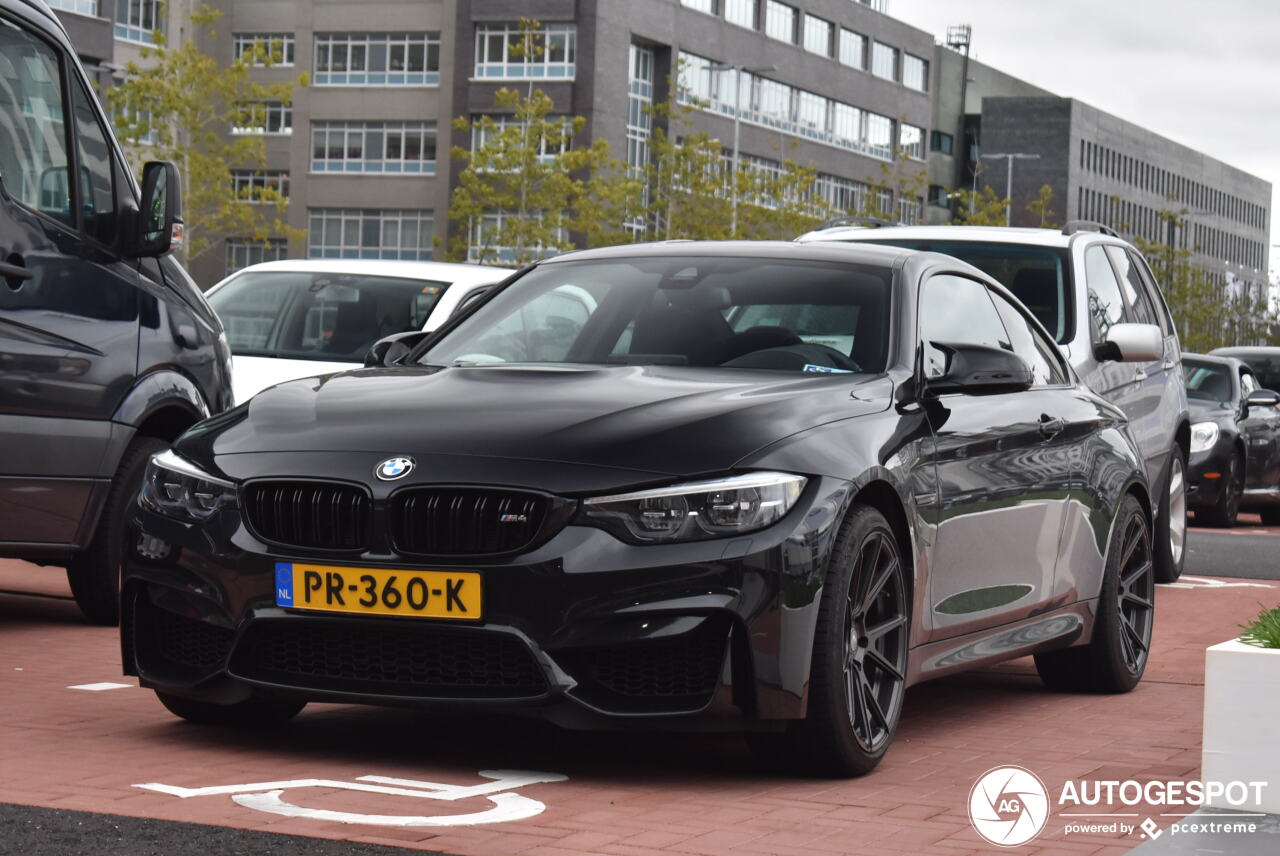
[234,33,296,66]
[871,41,897,81]
[930,130,953,155]
[471,115,572,161]
[474,23,576,79]
[679,0,714,12]
[928,184,950,207]
[814,174,867,213]
[308,209,433,260]
[724,0,756,29]
[115,0,163,43]
[314,33,440,86]
[226,239,287,274]
[626,44,655,236]
[802,15,833,56]
[48,0,98,16]
[468,211,565,264]
[902,54,927,92]
[865,112,893,157]
[232,101,292,135]
[899,123,923,160]
[899,196,922,224]
[838,28,866,69]
[764,1,797,43]
[311,121,437,174]
[231,170,289,204]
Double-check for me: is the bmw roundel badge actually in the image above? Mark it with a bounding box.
[375,456,415,481]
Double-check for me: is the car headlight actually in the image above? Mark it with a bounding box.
[581,472,807,544]
[139,449,237,521]
[1189,421,1220,454]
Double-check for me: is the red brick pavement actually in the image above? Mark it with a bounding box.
[1,556,1277,856]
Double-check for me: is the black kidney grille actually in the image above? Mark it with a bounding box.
[233,621,547,699]
[391,488,548,556]
[244,481,370,550]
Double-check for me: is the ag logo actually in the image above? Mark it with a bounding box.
[375,456,415,481]
[968,766,1050,847]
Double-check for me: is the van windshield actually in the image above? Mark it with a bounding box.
[208,272,450,361]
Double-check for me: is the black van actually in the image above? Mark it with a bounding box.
[1,0,232,624]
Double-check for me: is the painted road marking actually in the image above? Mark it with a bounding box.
[1159,575,1275,590]
[134,769,568,827]
[67,682,133,691]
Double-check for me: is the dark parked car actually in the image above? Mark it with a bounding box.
[1184,354,1280,527]
[0,0,232,624]
[124,241,1153,776]
[1210,347,1280,398]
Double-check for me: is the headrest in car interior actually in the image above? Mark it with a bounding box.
[1011,268,1057,304]
[666,286,731,312]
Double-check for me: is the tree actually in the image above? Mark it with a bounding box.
[1027,184,1058,228]
[858,146,927,224]
[949,186,1010,226]
[105,5,307,265]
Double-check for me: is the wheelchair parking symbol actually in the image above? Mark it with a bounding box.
[134,769,568,827]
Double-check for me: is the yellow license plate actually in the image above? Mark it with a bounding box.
[275,562,482,620]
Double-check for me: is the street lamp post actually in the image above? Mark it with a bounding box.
[980,152,1040,226]
[709,62,775,238]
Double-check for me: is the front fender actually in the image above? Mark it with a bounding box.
[112,369,210,429]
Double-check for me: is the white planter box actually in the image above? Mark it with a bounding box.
[1202,638,1280,813]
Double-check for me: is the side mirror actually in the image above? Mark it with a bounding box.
[926,342,1034,395]
[364,330,429,367]
[134,161,183,257]
[1095,323,1163,363]
[1245,389,1280,410]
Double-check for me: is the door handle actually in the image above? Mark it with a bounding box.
[0,258,32,282]
[1039,414,1067,439]
[1133,368,1148,382]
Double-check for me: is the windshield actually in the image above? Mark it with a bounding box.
[420,257,892,374]
[1184,360,1233,402]
[1216,351,1280,392]
[854,240,1070,343]
[208,272,451,361]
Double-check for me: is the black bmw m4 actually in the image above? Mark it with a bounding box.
[124,241,1156,776]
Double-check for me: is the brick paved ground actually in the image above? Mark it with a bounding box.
[1,555,1277,856]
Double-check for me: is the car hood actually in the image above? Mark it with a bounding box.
[1187,399,1234,421]
[179,364,892,480]
[231,354,359,404]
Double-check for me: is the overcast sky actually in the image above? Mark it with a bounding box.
[889,0,1280,279]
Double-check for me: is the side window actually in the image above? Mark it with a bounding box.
[989,290,1069,386]
[1127,249,1175,336]
[1103,246,1157,327]
[70,77,117,245]
[0,18,73,227]
[1241,372,1259,397]
[1084,245,1128,342]
[920,274,1010,378]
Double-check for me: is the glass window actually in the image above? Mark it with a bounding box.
[930,130,953,155]
[724,0,756,29]
[838,29,866,68]
[208,271,453,360]
[803,15,833,56]
[307,209,433,260]
[679,0,714,11]
[314,33,440,86]
[311,121,437,174]
[1240,371,1259,397]
[899,123,923,160]
[871,42,897,80]
[764,1,797,42]
[47,0,99,15]
[1124,248,1173,335]
[902,54,927,91]
[225,239,287,275]
[115,0,164,43]
[71,79,116,245]
[232,102,292,135]
[989,290,1067,386]
[1084,245,1128,341]
[920,274,1010,379]
[425,257,892,372]
[1103,245,1157,328]
[233,33,295,66]
[231,170,289,203]
[1183,360,1234,402]
[474,23,576,79]
[0,18,73,228]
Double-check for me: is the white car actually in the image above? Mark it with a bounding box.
[205,259,508,402]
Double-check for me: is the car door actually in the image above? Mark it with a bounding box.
[1081,244,1164,485]
[1239,369,1280,491]
[918,272,1070,641]
[0,16,143,545]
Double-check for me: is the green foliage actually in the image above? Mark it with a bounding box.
[104,5,307,263]
[857,145,926,224]
[1027,184,1057,227]
[1239,603,1280,649]
[950,185,1010,226]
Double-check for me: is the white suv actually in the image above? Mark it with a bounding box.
[798,221,1191,581]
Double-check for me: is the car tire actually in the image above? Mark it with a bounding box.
[156,691,306,727]
[1261,508,1280,526]
[1034,493,1154,693]
[747,504,910,777]
[1198,451,1243,529]
[1152,446,1187,583]
[67,436,169,626]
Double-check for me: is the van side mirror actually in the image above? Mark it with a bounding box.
[134,161,183,257]
[925,342,1034,395]
[365,330,429,367]
[1094,323,1163,363]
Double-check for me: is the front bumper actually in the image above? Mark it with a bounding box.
[123,475,850,729]
[1187,440,1233,509]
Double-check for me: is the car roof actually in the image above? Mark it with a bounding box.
[1210,346,1280,356]
[795,224,1086,249]
[213,259,509,287]
[539,239,921,266]
[1183,353,1244,370]
[7,0,68,35]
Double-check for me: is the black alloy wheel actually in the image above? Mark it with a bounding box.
[1035,493,1154,693]
[748,505,909,777]
[1199,452,1243,528]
